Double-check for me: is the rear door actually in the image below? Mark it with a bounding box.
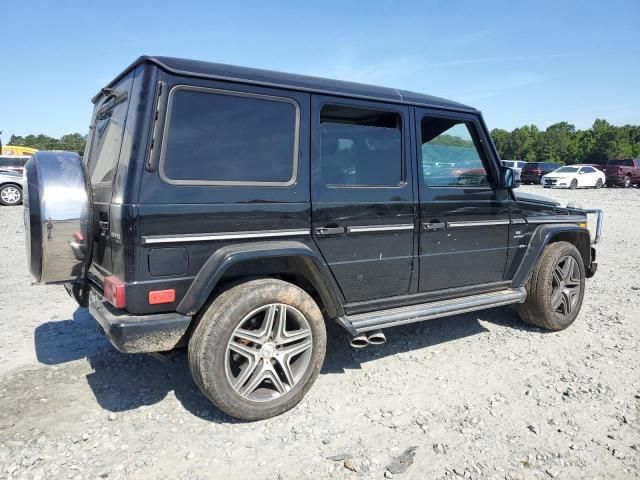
[310,96,416,303]
[84,72,134,279]
[416,108,510,293]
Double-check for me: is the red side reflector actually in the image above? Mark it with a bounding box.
[104,276,126,309]
[148,289,176,305]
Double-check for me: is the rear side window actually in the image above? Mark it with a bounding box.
[161,87,299,185]
[86,75,133,185]
[320,105,402,186]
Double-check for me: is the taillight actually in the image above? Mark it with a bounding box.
[104,276,126,309]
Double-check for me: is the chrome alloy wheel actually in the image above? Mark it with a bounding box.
[1,186,21,205]
[551,256,581,318]
[225,303,313,402]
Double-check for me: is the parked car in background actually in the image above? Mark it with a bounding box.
[501,160,527,174]
[603,159,640,188]
[542,165,605,189]
[0,155,31,175]
[520,162,561,184]
[0,169,24,205]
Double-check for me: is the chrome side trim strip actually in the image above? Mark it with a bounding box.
[142,229,310,245]
[525,217,585,224]
[346,224,415,234]
[347,288,526,333]
[511,218,527,224]
[447,219,510,228]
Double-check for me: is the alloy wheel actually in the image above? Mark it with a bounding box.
[1,186,21,205]
[550,256,581,318]
[225,303,313,402]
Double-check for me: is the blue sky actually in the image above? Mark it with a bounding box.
[1,0,638,141]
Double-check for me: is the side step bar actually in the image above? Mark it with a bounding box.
[343,288,526,334]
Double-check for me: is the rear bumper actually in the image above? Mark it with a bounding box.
[521,174,541,184]
[89,299,191,353]
[605,175,626,185]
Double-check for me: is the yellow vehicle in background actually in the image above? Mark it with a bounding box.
[1,145,38,156]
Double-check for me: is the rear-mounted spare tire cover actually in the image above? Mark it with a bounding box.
[23,151,92,284]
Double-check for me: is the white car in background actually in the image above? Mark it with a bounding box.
[501,159,527,174]
[542,165,605,189]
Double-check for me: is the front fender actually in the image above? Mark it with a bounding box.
[176,240,345,318]
[511,224,592,288]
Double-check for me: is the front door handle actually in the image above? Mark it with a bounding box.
[315,226,345,235]
[423,222,446,231]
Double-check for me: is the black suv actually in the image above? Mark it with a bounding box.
[24,56,603,421]
[520,162,561,184]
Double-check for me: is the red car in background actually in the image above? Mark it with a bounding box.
[603,159,640,187]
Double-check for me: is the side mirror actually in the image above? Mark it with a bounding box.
[499,166,518,189]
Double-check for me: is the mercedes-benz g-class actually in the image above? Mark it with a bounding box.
[24,56,603,420]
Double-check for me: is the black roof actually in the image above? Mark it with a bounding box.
[106,55,476,112]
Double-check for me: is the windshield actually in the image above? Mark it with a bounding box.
[523,163,541,170]
[608,159,633,166]
[555,167,579,173]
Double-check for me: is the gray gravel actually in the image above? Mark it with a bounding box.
[1,185,639,479]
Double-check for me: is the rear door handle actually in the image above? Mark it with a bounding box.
[315,226,345,235]
[423,222,446,230]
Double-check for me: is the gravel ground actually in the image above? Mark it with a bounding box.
[1,185,639,480]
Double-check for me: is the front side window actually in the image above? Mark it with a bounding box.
[420,118,488,187]
[162,87,299,185]
[320,105,402,187]
[581,167,595,173]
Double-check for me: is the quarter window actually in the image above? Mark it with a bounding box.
[320,105,402,186]
[161,88,299,185]
[420,118,489,187]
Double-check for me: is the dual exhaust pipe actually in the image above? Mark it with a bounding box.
[349,330,386,348]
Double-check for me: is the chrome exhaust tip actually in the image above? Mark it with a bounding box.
[349,333,369,348]
[366,330,386,345]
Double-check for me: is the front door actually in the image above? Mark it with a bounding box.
[311,96,415,303]
[416,108,510,293]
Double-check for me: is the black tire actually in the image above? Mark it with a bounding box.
[595,179,603,189]
[517,241,585,331]
[624,176,631,188]
[0,184,23,206]
[188,278,326,421]
[569,179,578,190]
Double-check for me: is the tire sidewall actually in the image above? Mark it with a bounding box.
[536,243,586,329]
[190,279,326,421]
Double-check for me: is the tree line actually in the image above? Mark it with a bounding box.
[6,133,87,156]
[491,119,640,165]
[5,118,640,166]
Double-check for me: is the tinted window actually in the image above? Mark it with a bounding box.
[608,159,633,167]
[162,88,298,184]
[320,105,402,186]
[581,166,596,173]
[556,167,579,173]
[523,163,540,170]
[420,118,488,187]
[86,77,133,185]
[0,157,27,167]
